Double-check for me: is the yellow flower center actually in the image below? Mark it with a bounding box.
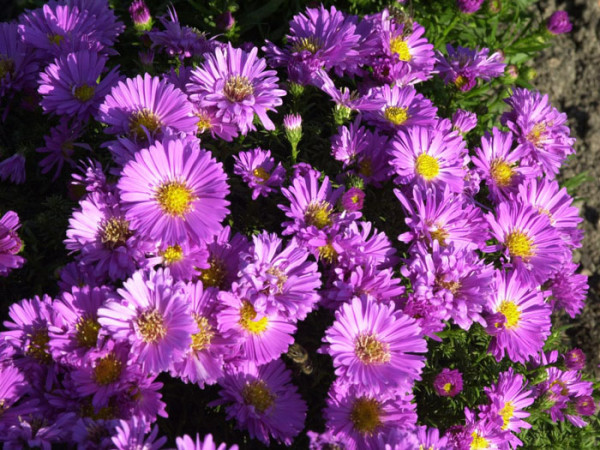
[318,243,338,263]
[500,401,514,430]
[223,75,254,102]
[436,278,461,294]
[350,397,382,435]
[136,309,167,343]
[292,36,322,54]
[26,328,51,364]
[443,382,454,394]
[239,301,269,335]
[384,106,410,126]
[266,266,287,293]
[527,123,546,148]
[415,154,440,180]
[470,431,489,449]
[354,333,391,365]
[48,33,64,45]
[490,159,514,187]
[162,244,184,264]
[100,217,132,249]
[505,230,534,259]
[498,300,520,329]
[389,37,411,61]
[550,380,569,396]
[191,314,214,352]
[73,84,95,102]
[93,353,122,385]
[359,158,373,177]
[454,75,469,89]
[0,57,15,79]
[128,108,162,140]
[198,256,227,288]
[196,111,212,133]
[304,201,333,229]
[75,316,101,349]
[430,227,449,246]
[242,380,275,413]
[252,167,270,183]
[155,181,194,217]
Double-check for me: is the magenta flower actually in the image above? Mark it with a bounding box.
[546,260,588,318]
[0,211,25,276]
[117,137,230,246]
[324,296,426,394]
[341,188,365,212]
[146,241,209,282]
[176,434,239,450]
[0,23,38,100]
[547,11,572,35]
[187,43,286,135]
[433,368,463,397]
[452,108,477,134]
[111,417,166,450]
[97,267,197,373]
[129,0,153,32]
[233,148,286,200]
[0,154,26,184]
[211,360,307,446]
[98,73,197,142]
[563,348,586,371]
[457,0,484,14]
[436,45,505,91]
[485,270,551,363]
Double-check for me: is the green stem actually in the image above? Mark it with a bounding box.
[291,142,299,164]
[437,13,461,48]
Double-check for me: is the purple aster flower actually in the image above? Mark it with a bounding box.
[67,0,125,51]
[111,417,166,450]
[216,11,235,31]
[434,368,463,397]
[341,220,399,270]
[65,191,151,281]
[0,22,38,101]
[452,108,477,134]
[149,5,215,60]
[331,117,371,168]
[471,127,535,203]
[147,241,209,282]
[324,296,426,394]
[363,84,437,132]
[341,188,365,212]
[547,11,572,35]
[485,201,565,283]
[457,0,484,14]
[187,43,286,135]
[0,365,29,428]
[485,270,551,363]
[176,433,239,450]
[98,73,197,143]
[395,185,488,251]
[193,104,239,142]
[436,45,505,91]
[36,117,92,180]
[447,408,505,449]
[117,136,230,246]
[324,381,417,450]
[57,261,104,291]
[480,368,534,444]
[328,265,405,307]
[217,285,296,365]
[70,158,109,195]
[546,260,588,318]
[129,0,153,32]
[0,154,26,184]
[501,87,575,176]
[0,210,25,276]
[283,113,302,150]
[171,282,229,387]
[97,267,197,374]
[233,148,286,200]
[389,125,467,193]
[38,50,119,120]
[517,177,583,249]
[563,348,586,371]
[211,360,307,446]
[3,411,76,450]
[263,5,362,85]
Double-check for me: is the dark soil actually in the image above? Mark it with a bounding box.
[535,0,600,375]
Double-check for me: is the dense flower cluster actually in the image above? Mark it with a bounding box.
[0,1,592,448]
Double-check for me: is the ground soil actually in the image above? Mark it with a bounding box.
[534,0,600,375]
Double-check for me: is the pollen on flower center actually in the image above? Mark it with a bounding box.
[242,380,275,413]
[100,217,132,250]
[454,75,469,90]
[136,309,167,343]
[48,33,64,45]
[75,316,101,348]
[156,181,195,217]
[0,57,15,79]
[198,256,227,288]
[384,106,410,125]
[415,154,440,180]
[26,328,51,363]
[93,353,122,385]
[162,244,184,264]
[223,75,254,102]
[470,431,489,449]
[304,201,333,229]
[129,108,163,140]
[239,301,269,334]
[73,84,96,102]
[436,277,461,294]
[253,167,270,182]
[430,227,449,246]
[196,111,212,133]
[318,243,338,263]
[191,314,214,351]
[266,266,288,293]
[498,300,520,329]
[499,401,514,430]
[292,36,322,54]
[350,397,382,435]
[389,37,411,61]
[505,230,534,259]
[490,159,514,187]
[443,382,454,394]
[354,333,391,365]
[527,122,546,148]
